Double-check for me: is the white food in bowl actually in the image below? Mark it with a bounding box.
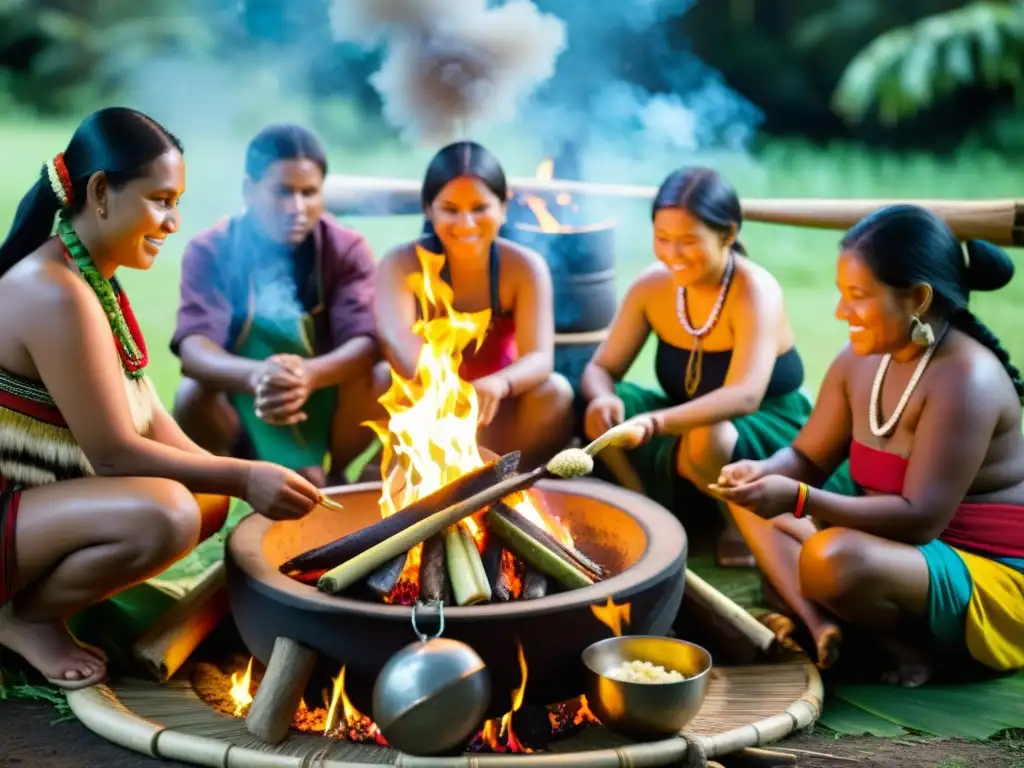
[606,659,686,683]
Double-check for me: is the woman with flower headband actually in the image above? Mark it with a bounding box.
[579,167,852,568]
[0,107,320,690]
[711,205,1024,684]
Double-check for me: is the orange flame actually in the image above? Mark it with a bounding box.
[479,640,532,752]
[367,244,571,600]
[590,597,632,637]
[523,158,562,233]
[229,657,253,717]
[324,666,387,744]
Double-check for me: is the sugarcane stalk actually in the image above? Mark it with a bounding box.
[491,501,607,581]
[445,524,491,605]
[486,505,594,590]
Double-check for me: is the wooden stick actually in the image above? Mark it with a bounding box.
[317,468,547,594]
[418,534,447,603]
[724,746,798,767]
[244,637,317,745]
[132,562,229,681]
[321,174,1024,246]
[481,539,512,602]
[684,569,776,653]
[280,451,520,574]
[491,500,607,580]
[365,552,407,599]
[486,504,595,590]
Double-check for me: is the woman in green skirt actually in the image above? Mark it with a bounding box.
[580,166,832,567]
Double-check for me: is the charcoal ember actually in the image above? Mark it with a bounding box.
[511,704,551,750]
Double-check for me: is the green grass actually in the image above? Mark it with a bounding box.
[2,113,1021,408]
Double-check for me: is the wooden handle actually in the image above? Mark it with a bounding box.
[321,173,1023,246]
[132,562,229,681]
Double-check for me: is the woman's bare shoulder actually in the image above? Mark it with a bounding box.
[0,241,88,318]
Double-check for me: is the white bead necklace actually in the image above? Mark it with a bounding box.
[676,253,735,397]
[868,326,947,438]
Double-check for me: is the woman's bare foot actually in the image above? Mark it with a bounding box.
[879,637,933,687]
[759,612,805,654]
[813,624,843,670]
[0,606,107,690]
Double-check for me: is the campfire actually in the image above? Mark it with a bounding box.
[278,242,612,605]
[200,596,633,753]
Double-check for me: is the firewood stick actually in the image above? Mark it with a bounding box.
[491,500,607,580]
[132,562,229,681]
[365,552,408,598]
[321,174,1024,246]
[445,523,491,606]
[486,504,594,590]
[481,539,511,602]
[419,534,448,602]
[280,451,520,574]
[520,565,548,600]
[245,637,317,745]
[684,570,776,653]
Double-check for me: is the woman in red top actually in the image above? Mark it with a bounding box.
[712,205,1024,685]
[375,141,574,470]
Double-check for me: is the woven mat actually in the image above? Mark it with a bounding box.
[66,657,821,767]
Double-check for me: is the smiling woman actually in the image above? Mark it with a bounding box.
[374,141,575,471]
[0,107,321,693]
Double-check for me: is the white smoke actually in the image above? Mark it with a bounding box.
[329,0,567,145]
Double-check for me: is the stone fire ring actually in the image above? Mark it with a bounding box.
[65,657,824,767]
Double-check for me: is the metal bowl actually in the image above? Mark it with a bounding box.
[582,636,712,739]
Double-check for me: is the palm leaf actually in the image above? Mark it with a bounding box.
[833,0,1024,124]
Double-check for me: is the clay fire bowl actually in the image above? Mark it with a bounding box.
[225,477,688,719]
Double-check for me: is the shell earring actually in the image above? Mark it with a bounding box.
[910,315,935,347]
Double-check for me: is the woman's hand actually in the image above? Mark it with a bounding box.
[473,375,510,427]
[252,355,312,426]
[708,473,800,519]
[614,414,662,450]
[716,458,770,488]
[584,393,626,441]
[243,461,319,520]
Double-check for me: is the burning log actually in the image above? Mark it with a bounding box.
[418,534,448,603]
[365,553,408,599]
[279,451,520,576]
[490,501,607,580]
[520,566,548,601]
[445,522,492,606]
[481,540,520,602]
[486,502,596,591]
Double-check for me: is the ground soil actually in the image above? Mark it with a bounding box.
[1,699,1020,768]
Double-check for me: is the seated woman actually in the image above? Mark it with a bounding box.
[0,108,319,690]
[579,167,809,567]
[171,124,387,487]
[374,141,574,470]
[713,205,1024,684]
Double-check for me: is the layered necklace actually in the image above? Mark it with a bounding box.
[56,216,149,379]
[676,252,735,397]
[868,324,948,438]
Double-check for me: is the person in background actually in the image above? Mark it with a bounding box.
[0,108,318,690]
[374,141,574,470]
[713,205,1024,684]
[171,124,386,487]
[579,167,833,567]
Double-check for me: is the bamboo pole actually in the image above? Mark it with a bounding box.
[322,173,1024,247]
[244,637,318,745]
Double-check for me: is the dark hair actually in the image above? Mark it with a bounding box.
[421,141,508,209]
[0,106,182,277]
[244,123,327,181]
[652,166,747,256]
[841,204,1022,400]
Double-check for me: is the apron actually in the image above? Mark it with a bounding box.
[226,259,336,471]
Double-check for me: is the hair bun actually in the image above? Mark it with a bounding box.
[964,239,1015,292]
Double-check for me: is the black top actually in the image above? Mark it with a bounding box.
[654,338,805,405]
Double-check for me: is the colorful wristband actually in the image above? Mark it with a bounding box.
[793,482,809,519]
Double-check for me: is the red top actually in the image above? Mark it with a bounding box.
[849,439,1024,559]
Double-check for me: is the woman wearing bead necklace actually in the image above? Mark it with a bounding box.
[712,205,1024,684]
[0,107,320,690]
[579,166,833,568]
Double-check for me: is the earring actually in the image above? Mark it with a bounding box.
[910,315,935,347]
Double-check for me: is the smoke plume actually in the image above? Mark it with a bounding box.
[330,0,566,145]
